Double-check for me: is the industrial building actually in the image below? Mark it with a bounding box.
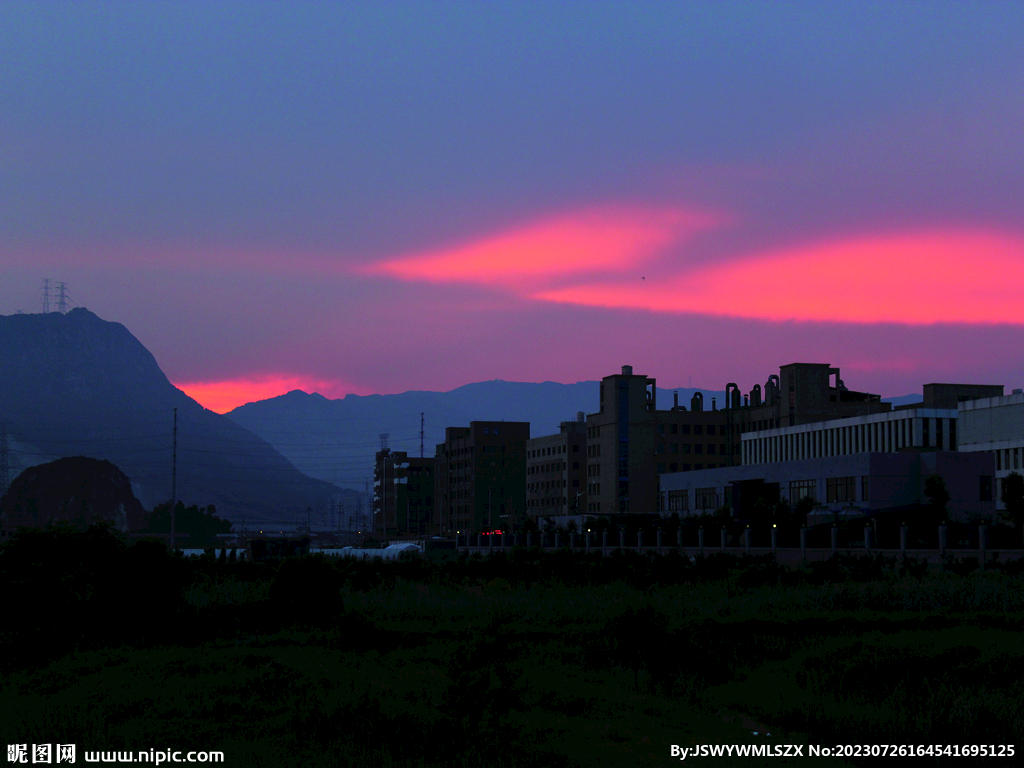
[373,449,435,538]
[526,414,587,520]
[583,362,895,516]
[958,389,1024,510]
[659,451,996,523]
[660,382,1006,523]
[433,421,529,534]
[584,366,731,515]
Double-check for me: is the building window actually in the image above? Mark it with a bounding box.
[707,444,715,455]
[670,462,678,472]
[656,443,666,454]
[682,425,691,435]
[695,487,717,509]
[981,476,993,502]
[789,480,816,505]
[694,425,703,435]
[657,462,666,474]
[682,444,691,454]
[668,490,688,512]
[826,476,855,503]
[670,443,678,453]
[670,424,678,435]
[862,476,869,502]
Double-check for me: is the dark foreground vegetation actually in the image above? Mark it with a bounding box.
[2,526,1023,766]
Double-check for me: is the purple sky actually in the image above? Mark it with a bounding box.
[3,2,1023,411]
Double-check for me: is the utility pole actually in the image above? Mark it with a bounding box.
[0,421,9,500]
[41,278,51,314]
[170,408,177,552]
[55,282,69,314]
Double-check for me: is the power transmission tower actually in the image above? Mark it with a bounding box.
[41,278,51,313]
[55,282,69,314]
[0,421,9,500]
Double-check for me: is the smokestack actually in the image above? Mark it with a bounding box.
[674,391,678,409]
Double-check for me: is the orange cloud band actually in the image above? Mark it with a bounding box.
[362,206,724,286]
[535,230,1024,325]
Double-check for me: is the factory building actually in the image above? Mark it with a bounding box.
[526,414,587,520]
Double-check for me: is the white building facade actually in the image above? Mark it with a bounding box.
[958,390,1024,511]
[741,408,959,465]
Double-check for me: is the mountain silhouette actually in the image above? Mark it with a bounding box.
[0,309,348,524]
[226,379,731,491]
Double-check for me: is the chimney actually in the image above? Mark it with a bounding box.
[576,411,585,422]
[673,391,678,409]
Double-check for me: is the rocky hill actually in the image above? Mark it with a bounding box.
[0,309,348,525]
[0,456,146,534]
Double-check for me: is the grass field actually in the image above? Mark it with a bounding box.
[2,533,1023,766]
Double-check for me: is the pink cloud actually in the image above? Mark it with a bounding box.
[536,230,1024,325]
[361,205,725,287]
[174,374,371,413]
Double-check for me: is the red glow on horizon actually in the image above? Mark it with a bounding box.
[174,375,370,413]
[535,230,1024,325]
[363,205,724,286]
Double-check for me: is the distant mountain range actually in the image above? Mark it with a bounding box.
[0,309,350,524]
[227,380,922,493]
[0,309,923,519]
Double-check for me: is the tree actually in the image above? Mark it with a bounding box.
[146,501,232,546]
[793,495,816,526]
[1001,472,1024,528]
[923,475,950,521]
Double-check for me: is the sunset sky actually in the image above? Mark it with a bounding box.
[3,2,1023,412]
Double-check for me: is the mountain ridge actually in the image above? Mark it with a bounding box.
[0,309,349,524]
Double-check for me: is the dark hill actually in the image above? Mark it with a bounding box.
[0,456,145,535]
[0,309,347,524]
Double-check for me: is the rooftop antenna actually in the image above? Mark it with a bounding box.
[420,412,425,458]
